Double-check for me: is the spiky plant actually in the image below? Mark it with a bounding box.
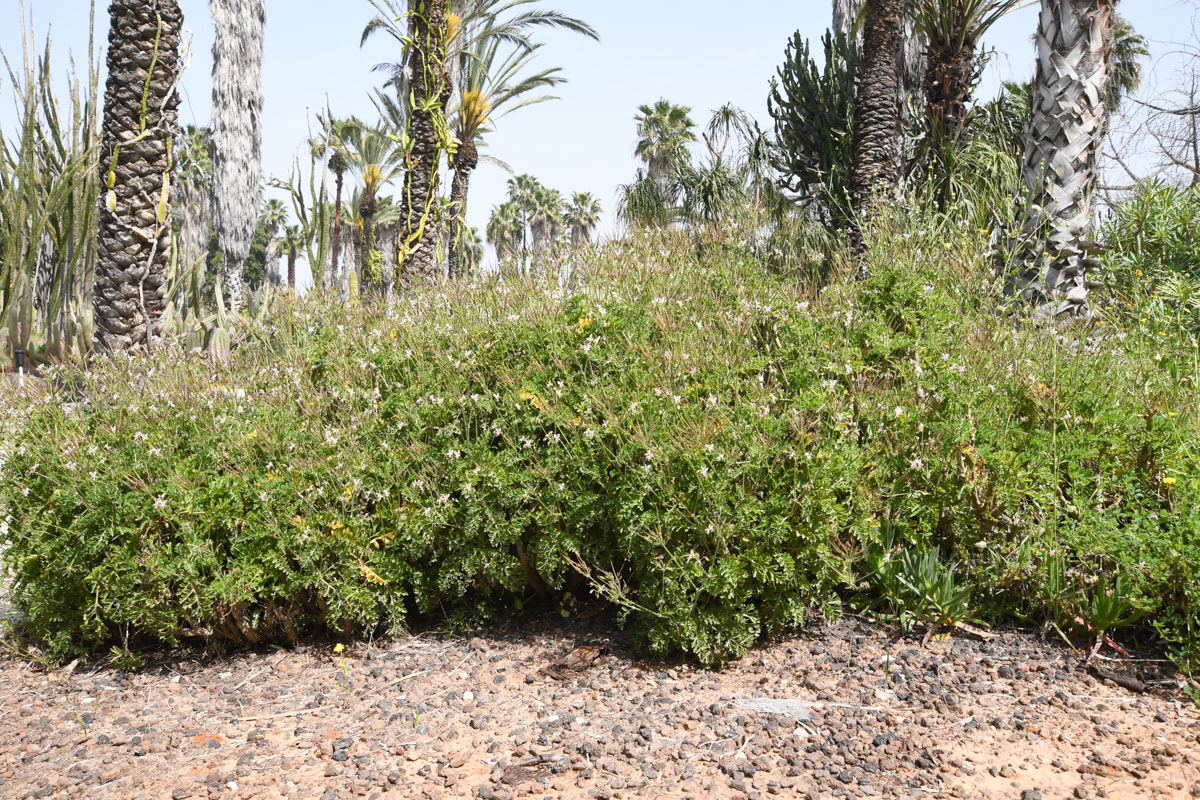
[209,0,265,313]
[1009,0,1117,320]
[94,0,183,351]
[769,30,860,227]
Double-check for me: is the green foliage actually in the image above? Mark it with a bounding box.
[767,31,858,227]
[3,207,1199,672]
[1102,179,1200,339]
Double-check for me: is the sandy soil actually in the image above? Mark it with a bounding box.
[0,614,1197,800]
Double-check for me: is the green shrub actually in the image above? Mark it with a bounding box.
[2,212,1198,670]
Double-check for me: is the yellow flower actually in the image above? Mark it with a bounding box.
[1163,476,1178,486]
[333,643,345,654]
[519,390,547,412]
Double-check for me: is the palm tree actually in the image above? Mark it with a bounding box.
[487,200,524,265]
[209,0,265,313]
[94,0,184,351]
[280,225,302,294]
[1010,0,1117,319]
[260,199,288,286]
[342,119,405,292]
[447,40,564,278]
[849,0,906,252]
[634,100,697,193]
[506,172,542,257]
[363,0,595,108]
[563,192,602,246]
[310,115,361,294]
[529,185,563,253]
[397,0,451,286]
[1107,16,1147,113]
[910,0,1025,144]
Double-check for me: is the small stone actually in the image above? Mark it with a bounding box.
[1022,791,1043,800]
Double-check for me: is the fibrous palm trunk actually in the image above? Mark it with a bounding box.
[925,33,979,144]
[328,156,346,292]
[1010,0,1116,320]
[835,0,926,153]
[286,243,297,294]
[95,0,183,352]
[359,190,378,293]
[398,0,451,287]
[209,0,265,314]
[849,0,906,247]
[447,138,479,280]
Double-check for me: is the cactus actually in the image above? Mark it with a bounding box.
[7,274,34,358]
[208,324,231,364]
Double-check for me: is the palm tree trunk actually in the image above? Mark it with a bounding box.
[95,0,183,351]
[849,0,905,253]
[448,138,479,280]
[209,0,265,314]
[836,0,926,154]
[328,163,345,292]
[925,34,978,144]
[1010,0,1116,320]
[287,244,297,294]
[398,0,451,287]
[359,190,379,293]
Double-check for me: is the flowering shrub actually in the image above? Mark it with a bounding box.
[2,217,1198,669]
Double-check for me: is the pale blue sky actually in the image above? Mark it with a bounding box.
[3,1,1196,284]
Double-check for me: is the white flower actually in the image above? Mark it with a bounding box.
[154,495,168,510]
[699,466,709,479]
[894,406,905,418]
[133,431,148,442]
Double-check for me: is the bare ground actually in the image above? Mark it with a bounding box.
[0,614,1197,800]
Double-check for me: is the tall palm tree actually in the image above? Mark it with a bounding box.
[1010,0,1117,319]
[634,100,697,194]
[342,118,405,292]
[487,200,524,265]
[506,172,542,257]
[260,199,288,286]
[363,0,596,109]
[563,192,602,247]
[1105,16,1147,115]
[280,225,302,294]
[849,0,906,251]
[209,0,265,313]
[910,0,1026,144]
[94,0,184,351]
[397,0,451,286]
[529,185,563,253]
[309,115,360,295]
[447,40,564,278]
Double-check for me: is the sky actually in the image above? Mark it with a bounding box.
[3,0,1198,287]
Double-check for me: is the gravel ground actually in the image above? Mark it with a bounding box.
[0,614,1197,800]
